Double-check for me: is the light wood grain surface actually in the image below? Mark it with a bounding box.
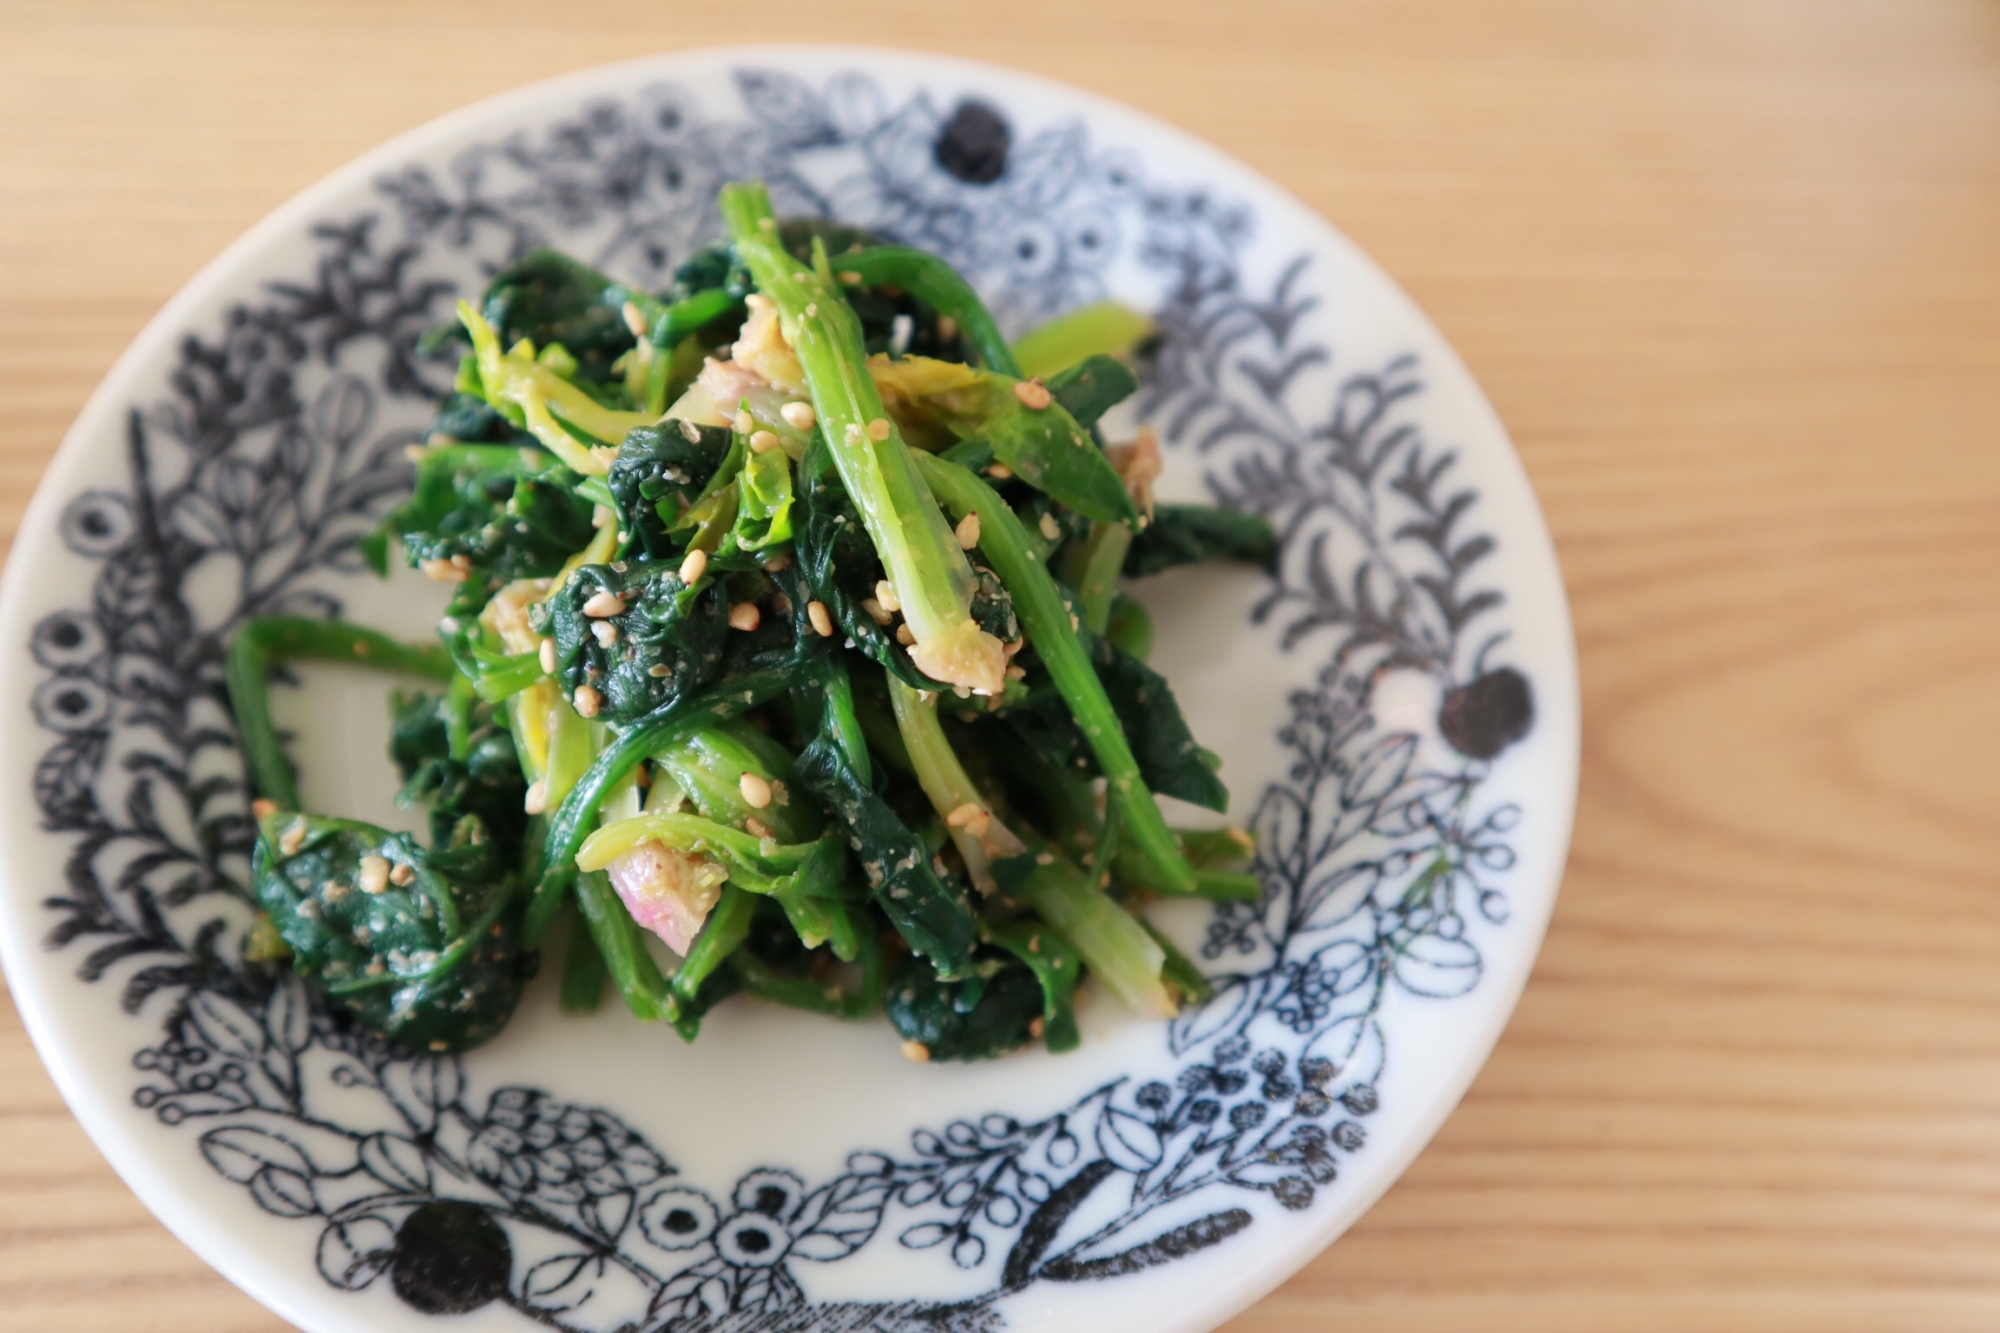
[4,2,1999,1329]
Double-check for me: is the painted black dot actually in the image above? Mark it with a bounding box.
[934,101,1010,185]
[658,107,681,131]
[390,1200,511,1315]
[79,510,111,537]
[55,690,89,716]
[1015,237,1039,261]
[664,1208,698,1234]
[1437,667,1534,760]
[735,1226,772,1254]
[753,1185,788,1215]
[48,621,82,648]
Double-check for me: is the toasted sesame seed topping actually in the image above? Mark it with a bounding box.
[781,401,816,430]
[622,300,648,338]
[744,815,773,839]
[419,557,468,583]
[859,597,892,625]
[678,418,703,443]
[251,798,278,820]
[745,292,772,308]
[573,684,603,718]
[945,802,984,828]
[874,579,901,613]
[843,422,866,448]
[728,602,762,632]
[734,409,755,434]
[679,548,709,584]
[539,638,558,673]
[739,772,773,809]
[838,270,862,285]
[749,429,781,453]
[1035,851,1056,866]
[648,663,673,678]
[936,315,958,341]
[1012,378,1052,410]
[278,819,308,856]
[987,463,1014,480]
[582,590,626,618]
[1039,512,1062,541]
[901,1040,931,1063]
[1005,664,1027,681]
[591,621,619,648]
[358,855,390,896]
[390,862,416,887]
[523,779,548,815]
[807,600,835,638]
[866,417,892,442]
[955,511,981,549]
[895,623,916,646]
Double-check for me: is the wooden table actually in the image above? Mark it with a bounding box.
[4,2,1997,1329]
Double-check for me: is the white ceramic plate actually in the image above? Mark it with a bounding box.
[0,46,1576,1333]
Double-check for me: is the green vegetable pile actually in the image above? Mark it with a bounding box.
[229,182,1277,1061]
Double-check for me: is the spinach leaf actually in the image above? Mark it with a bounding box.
[387,687,530,858]
[884,949,1045,1061]
[479,249,642,387]
[1124,504,1278,578]
[386,445,596,585]
[1092,638,1228,812]
[533,561,730,723]
[607,420,733,561]
[250,812,528,1053]
[1045,353,1139,429]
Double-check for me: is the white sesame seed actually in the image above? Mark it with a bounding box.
[524,779,548,815]
[591,621,619,648]
[955,511,981,549]
[744,815,773,839]
[739,772,773,809]
[936,315,958,341]
[278,819,308,856]
[419,558,468,584]
[987,463,1014,480]
[573,684,603,718]
[648,664,673,679]
[622,300,648,338]
[358,855,390,896]
[734,409,755,434]
[780,401,815,430]
[1005,664,1027,681]
[874,579,901,612]
[1039,512,1062,541]
[750,430,781,453]
[860,597,892,625]
[539,638,558,673]
[1013,378,1052,410]
[805,302,818,318]
[945,802,983,828]
[1035,851,1056,866]
[390,862,416,887]
[745,292,772,308]
[843,423,865,448]
[895,623,916,646]
[679,548,708,584]
[838,270,862,285]
[728,602,762,632]
[807,601,835,638]
[866,417,892,442]
[582,591,626,618]
[901,1040,931,1063]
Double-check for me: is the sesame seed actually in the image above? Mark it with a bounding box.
[419,558,468,583]
[648,664,673,678]
[901,1040,931,1063]
[582,590,626,618]
[955,511,981,549]
[745,292,772,308]
[734,409,755,434]
[729,602,762,632]
[807,601,835,637]
[739,772,773,808]
[358,855,390,896]
[781,401,815,430]
[278,820,308,856]
[1012,378,1052,410]
[622,300,648,338]
[573,684,603,718]
[874,579,901,613]
[987,463,1014,480]
[250,798,278,820]
[1004,638,1025,657]
[936,315,958,341]
[679,548,708,584]
[1039,512,1062,541]
[763,551,792,573]
[1030,1016,1045,1039]
[1035,851,1056,866]
[866,417,892,442]
[678,418,702,443]
[1005,664,1027,681]
[750,430,781,453]
[860,597,892,625]
[1228,827,1256,851]
[895,623,916,646]
[390,862,416,887]
[539,638,558,673]
[945,802,982,829]
[591,621,619,648]
[439,616,459,634]
[744,815,773,839]
[838,270,862,285]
